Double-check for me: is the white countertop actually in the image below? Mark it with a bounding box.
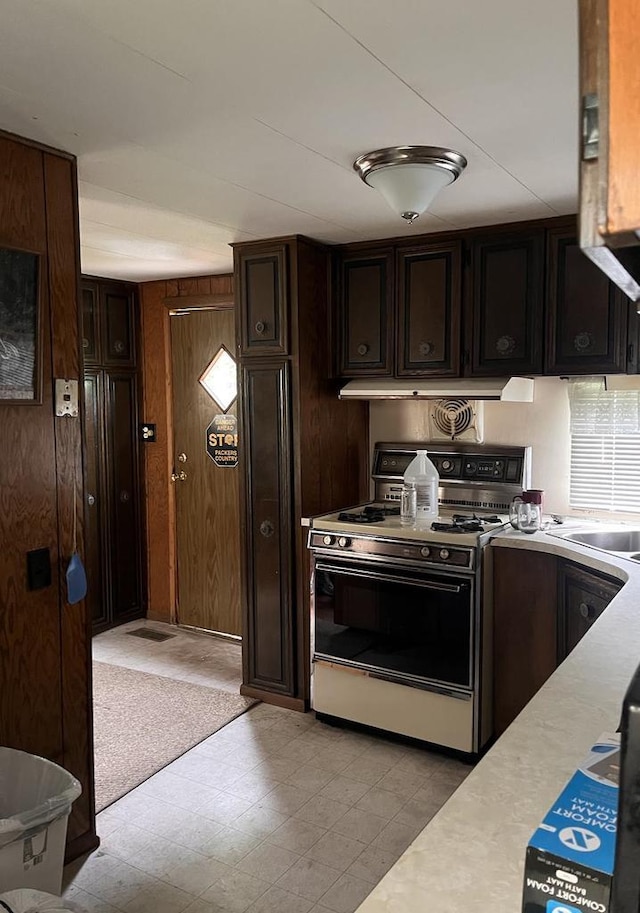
[356,524,638,913]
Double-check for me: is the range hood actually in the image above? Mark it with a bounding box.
[338,377,535,402]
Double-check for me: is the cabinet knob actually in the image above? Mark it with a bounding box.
[255,320,266,335]
[119,490,130,502]
[574,331,594,352]
[579,601,595,620]
[418,341,435,358]
[87,494,96,506]
[260,519,275,538]
[495,335,516,356]
[113,339,125,354]
[82,337,89,350]
[356,343,369,356]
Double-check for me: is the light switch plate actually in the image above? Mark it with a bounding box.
[55,378,79,417]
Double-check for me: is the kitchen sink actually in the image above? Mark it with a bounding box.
[562,529,640,552]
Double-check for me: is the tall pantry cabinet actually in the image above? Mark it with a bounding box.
[233,236,369,708]
[81,277,144,633]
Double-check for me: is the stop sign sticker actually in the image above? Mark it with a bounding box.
[206,414,238,468]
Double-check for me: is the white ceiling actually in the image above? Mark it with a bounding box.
[0,0,579,281]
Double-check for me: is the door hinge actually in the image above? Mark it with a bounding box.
[628,342,635,365]
[582,93,599,161]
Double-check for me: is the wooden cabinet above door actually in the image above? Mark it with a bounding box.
[396,242,462,377]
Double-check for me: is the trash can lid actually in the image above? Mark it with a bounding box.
[0,889,69,913]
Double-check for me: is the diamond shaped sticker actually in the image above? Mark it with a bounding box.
[199,346,237,413]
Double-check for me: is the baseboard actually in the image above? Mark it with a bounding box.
[240,684,307,712]
[65,829,100,864]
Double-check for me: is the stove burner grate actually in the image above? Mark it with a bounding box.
[338,504,401,524]
[431,513,501,533]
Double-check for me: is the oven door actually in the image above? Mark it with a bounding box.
[313,557,474,693]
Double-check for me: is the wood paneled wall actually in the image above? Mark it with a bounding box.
[138,274,233,622]
[0,130,96,859]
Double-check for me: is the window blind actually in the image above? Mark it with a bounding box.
[569,379,640,512]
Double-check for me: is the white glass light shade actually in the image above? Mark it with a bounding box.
[365,163,454,222]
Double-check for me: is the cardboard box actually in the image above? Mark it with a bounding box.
[522,733,620,913]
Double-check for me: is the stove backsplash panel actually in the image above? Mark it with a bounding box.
[369,377,571,515]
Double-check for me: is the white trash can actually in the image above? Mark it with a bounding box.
[0,749,81,893]
[0,889,69,913]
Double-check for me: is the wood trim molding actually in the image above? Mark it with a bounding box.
[163,293,234,309]
[240,684,307,712]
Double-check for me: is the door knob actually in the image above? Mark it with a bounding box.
[171,470,187,482]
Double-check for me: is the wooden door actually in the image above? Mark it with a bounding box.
[83,369,109,629]
[240,360,294,694]
[545,230,630,374]
[468,232,545,375]
[106,371,143,623]
[337,250,394,376]
[396,242,462,376]
[171,308,241,635]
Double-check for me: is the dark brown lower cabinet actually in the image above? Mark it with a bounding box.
[493,548,622,737]
[239,360,295,696]
[557,562,621,660]
[83,368,143,633]
[493,548,558,737]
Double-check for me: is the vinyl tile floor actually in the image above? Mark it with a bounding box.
[66,622,472,913]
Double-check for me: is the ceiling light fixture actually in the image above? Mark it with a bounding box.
[353,145,467,224]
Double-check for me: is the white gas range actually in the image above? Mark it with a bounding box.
[307,442,531,755]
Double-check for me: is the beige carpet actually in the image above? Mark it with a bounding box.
[93,662,256,811]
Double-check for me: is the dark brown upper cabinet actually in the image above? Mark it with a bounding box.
[467,230,545,376]
[396,242,462,377]
[237,245,289,357]
[545,230,630,374]
[337,249,394,376]
[82,279,136,368]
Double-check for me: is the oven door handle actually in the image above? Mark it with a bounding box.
[315,562,466,594]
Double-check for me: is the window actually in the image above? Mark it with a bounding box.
[569,378,640,513]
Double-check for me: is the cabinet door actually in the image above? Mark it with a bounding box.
[105,372,143,622]
[493,547,558,736]
[83,370,109,630]
[468,232,544,375]
[558,563,621,659]
[546,231,630,374]
[337,250,394,376]
[81,281,99,365]
[101,282,136,367]
[238,246,289,357]
[240,361,295,695]
[396,242,462,376]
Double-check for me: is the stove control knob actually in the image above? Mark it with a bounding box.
[439,548,450,560]
[420,546,431,558]
[322,535,334,546]
[338,536,351,548]
[441,459,453,472]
